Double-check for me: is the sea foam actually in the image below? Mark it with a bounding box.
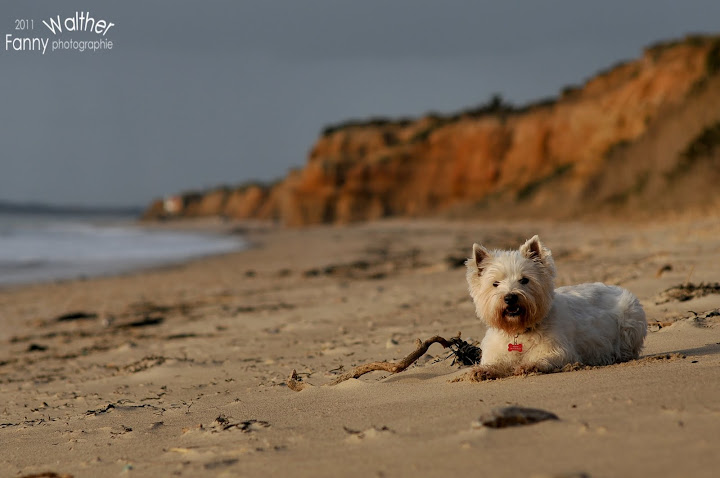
[0,213,244,285]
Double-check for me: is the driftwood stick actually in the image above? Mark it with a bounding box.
[328,335,456,386]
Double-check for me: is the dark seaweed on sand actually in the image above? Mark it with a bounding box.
[447,337,482,366]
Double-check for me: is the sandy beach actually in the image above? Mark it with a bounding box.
[2,217,720,478]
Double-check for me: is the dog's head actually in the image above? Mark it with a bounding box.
[466,235,556,335]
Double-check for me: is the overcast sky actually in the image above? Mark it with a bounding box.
[1,1,719,207]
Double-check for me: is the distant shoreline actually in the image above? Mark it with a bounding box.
[0,200,143,217]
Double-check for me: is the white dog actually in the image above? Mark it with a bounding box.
[466,235,647,377]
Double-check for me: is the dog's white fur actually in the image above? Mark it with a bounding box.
[466,235,647,376]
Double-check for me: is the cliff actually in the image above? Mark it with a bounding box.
[143,35,720,224]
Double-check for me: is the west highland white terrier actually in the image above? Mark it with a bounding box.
[466,235,647,377]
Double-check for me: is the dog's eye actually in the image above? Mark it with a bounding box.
[492,281,500,287]
[519,277,529,285]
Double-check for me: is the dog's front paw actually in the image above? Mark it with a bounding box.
[512,364,541,376]
[513,360,563,375]
[456,366,507,382]
[472,368,498,381]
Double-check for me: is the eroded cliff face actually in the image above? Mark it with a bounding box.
[143,36,720,224]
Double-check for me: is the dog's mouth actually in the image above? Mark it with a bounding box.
[504,304,523,317]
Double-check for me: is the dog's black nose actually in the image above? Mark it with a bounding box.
[504,293,518,305]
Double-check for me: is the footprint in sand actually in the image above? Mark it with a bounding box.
[343,425,395,443]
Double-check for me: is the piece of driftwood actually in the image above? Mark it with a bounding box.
[328,334,466,386]
[286,333,481,391]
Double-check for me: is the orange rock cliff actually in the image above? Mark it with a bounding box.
[143,35,720,225]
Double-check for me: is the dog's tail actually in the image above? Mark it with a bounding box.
[617,289,647,360]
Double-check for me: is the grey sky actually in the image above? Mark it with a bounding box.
[1,1,719,207]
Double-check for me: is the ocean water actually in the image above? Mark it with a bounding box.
[0,212,245,285]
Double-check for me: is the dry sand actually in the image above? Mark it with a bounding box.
[1,218,720,478]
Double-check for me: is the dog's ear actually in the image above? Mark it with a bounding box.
[520,235,548,262]
[471,243,490,274]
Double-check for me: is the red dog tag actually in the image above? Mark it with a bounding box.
[508,343,523,352]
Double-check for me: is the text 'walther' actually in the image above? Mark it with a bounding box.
[42,12,115,36]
